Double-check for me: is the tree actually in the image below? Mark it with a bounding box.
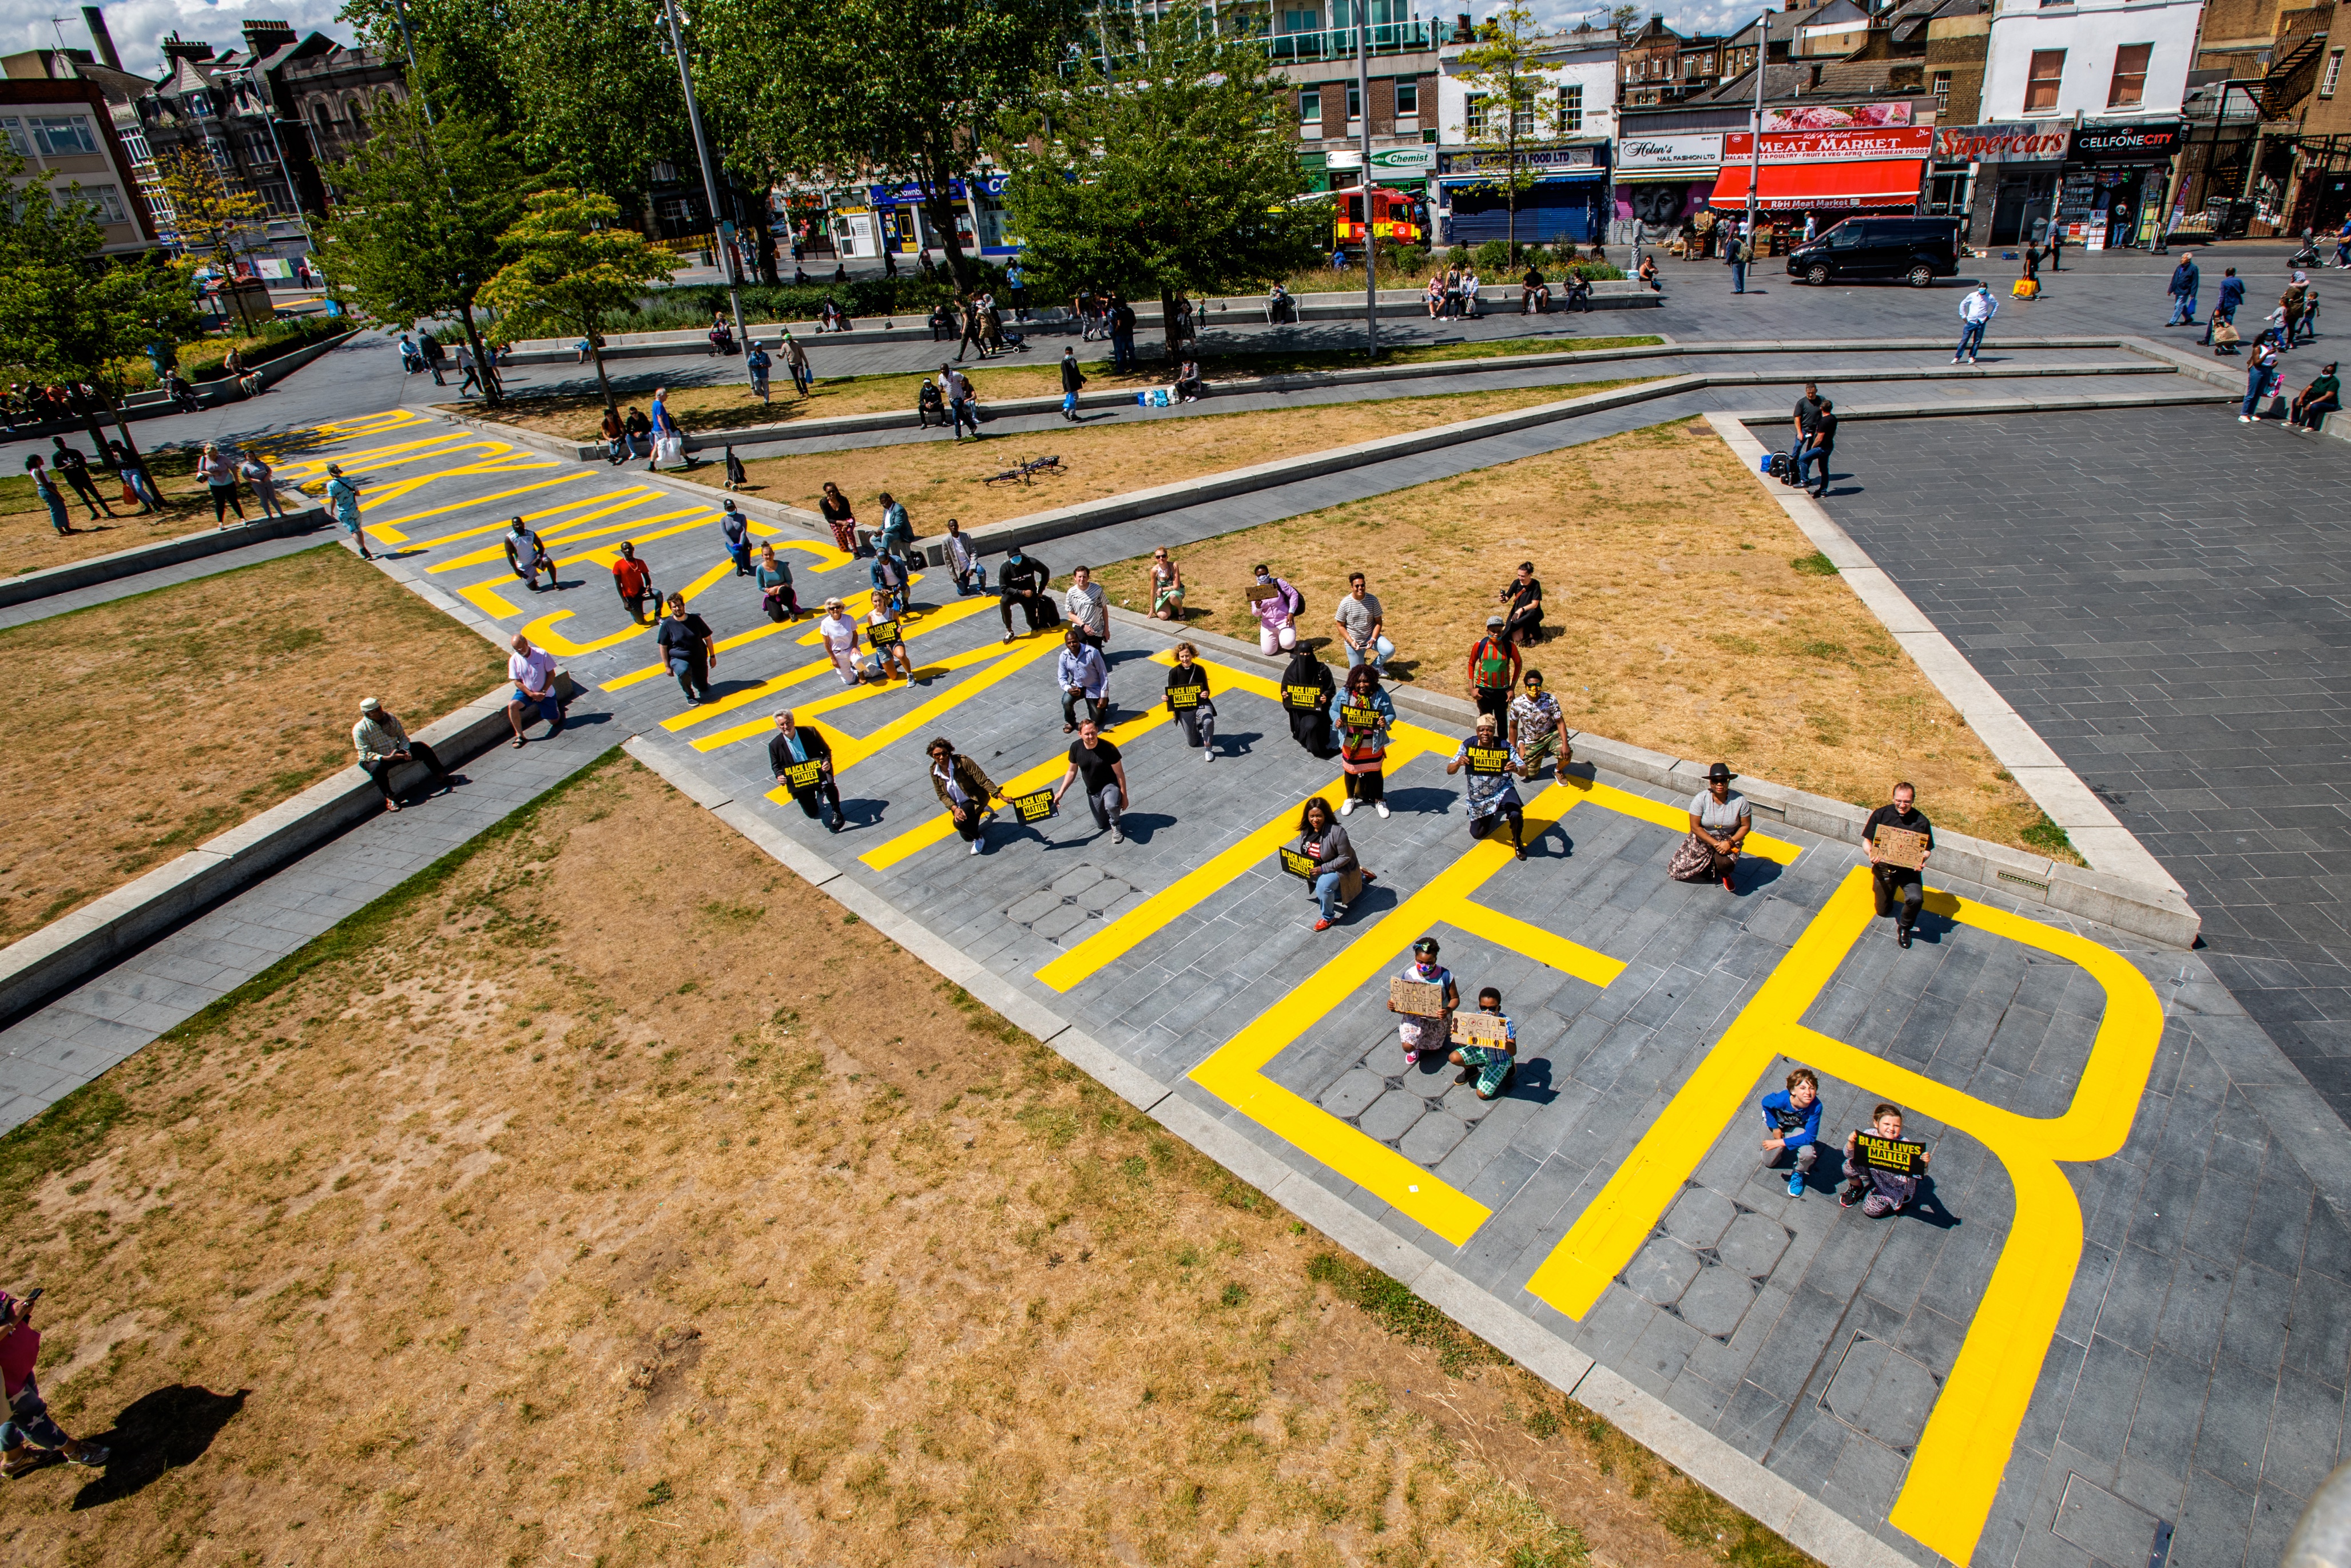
[693,0,1081,289]
[0,155,197,505]
[1607,5,1642,35]
[322,98,524,404]
[477,188,674,414]
[502,0,693,213]
[338,0,522,135]
[1002,5,1324,359]
[1454,4,1550,267]
[154,146,271,268]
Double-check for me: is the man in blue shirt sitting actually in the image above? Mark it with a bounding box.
[1760,1066,1824,1197]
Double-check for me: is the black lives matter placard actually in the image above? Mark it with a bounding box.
[1166,682,1203,710]
[1281,683,1328,712]
[1277,847,1319,880]
[1339,702,1382,732]
[1852,1132,1927,1173]
[1464,744,1514,775]
[1007,788,1058,825]
[782,759,825,792]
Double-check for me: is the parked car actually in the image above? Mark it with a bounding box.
[1786,217,1962,287]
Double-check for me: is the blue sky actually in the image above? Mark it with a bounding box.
[4,0,351,77]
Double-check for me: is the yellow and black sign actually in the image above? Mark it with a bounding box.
[1281,682,1327,712]
[781,759,825,792]
[1464,744,1514,776]
[1166,682,1204,711]
[1277,846,1319,880]
[1008,788,1058,825]
[865,617,904,649]
[1339,702,1381,732]
[1853,1132,1927,1174]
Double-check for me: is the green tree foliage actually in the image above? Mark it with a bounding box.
[1455,3,1550,267]
[694,0,1080,289]
[337,0,522,134]
[321,98,525,403]
[1002,5,1324,356]
[478,188,674,414]
[502,0,692,209]
[0,155,196,499]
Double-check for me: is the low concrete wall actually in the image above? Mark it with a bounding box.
[0,506,328,610]
[0,669,579,1028]
[3,330,362,440]
[1116,608,2199,949]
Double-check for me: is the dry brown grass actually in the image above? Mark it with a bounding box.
[1097,417,2075,859]
[467,336,1664,442]
[0,756,1822,1568]
[734,380,1646,531]
[0,546,503,947]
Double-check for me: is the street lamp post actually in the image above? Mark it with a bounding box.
[1745,9,1764,255]
[1356,0,1378,359]
[660,0,752,382]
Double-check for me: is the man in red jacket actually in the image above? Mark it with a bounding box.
[0,1289,107,1476]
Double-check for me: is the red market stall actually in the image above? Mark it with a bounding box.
[1710,127,1933,215]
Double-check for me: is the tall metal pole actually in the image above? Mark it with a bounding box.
[661,0,750,380]
[1357,0,1379,358]
[387,0,434,127]
[1745,9,1764,250]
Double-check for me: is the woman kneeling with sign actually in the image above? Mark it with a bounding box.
[1165,642,1216,759]
[927,737,1004,856]
[1286,795,1375,932]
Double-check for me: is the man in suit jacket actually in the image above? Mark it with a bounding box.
[769,710,843,832]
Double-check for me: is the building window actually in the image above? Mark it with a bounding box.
[1511,100,1536,135]
[2024,49,2065,112]
[1466,92,1487,137]
[1558,84,1583,132]
[1345,81,1361,121]
[1280,7,1320,33]
[1933,72,1951,109]
[2106,43,2150,108]
[2326,49,2345,98]
[1299,86,1321,125]
[0,118,25,157]
[32,116,97,156]
[121,129,152,162]
[1394,78,1417,117]
[66,182,128,223]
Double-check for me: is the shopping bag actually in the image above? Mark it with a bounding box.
[653,432,686,469]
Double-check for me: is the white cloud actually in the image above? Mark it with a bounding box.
[1463,1,1772,40]
[0,0,354,79]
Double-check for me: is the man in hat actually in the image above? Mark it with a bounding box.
[353,697,451,812]
[769,709,843,832]
[1467,615,1522,722]
[1677,761,1751,890]
[1389,936,1459,1066]
[1447,713,1528,860]
[1862,781,1933,948]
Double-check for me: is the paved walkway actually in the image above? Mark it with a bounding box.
[1822,405,2351,1125]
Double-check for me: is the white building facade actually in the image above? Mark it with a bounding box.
[1432,27,1621,245]
[1978,0,2203,246]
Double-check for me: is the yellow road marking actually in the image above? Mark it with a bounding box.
[859,702,1177,871]
[515,556,736,656]
[460,581,525,619]
[429,498,703,574]
[1523,867,2162,1565]
[630,592,997,704]
[1184,781,1624,1247]
[795,636,1064,775]
[375,475,608,541]
[684,622,1039,742]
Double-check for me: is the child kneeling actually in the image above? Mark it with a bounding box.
[1841,1103,1931,1217]
[1447,988,1517,1099]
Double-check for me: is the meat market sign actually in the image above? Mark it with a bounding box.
[1722,126,1936,163]
[1931,123,2068,162]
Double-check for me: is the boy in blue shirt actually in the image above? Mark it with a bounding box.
[1759,1066,1822,1197]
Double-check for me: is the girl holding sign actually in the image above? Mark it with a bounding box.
[1337,664,1396,819]
[1164,642,1216,759]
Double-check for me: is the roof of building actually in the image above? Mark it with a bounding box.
[1693,54,1924,105]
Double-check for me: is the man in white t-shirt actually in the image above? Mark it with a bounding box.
[1065,565,1109,647]
[506,634,563,746]
[816,597,868,686]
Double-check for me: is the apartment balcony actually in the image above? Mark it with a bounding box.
[1265,19,1437,61]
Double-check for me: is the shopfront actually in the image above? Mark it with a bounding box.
[1612,131,1723,247]
[864,175,1022,259]
[1709,126,1933,235]
[1436,141,1610,245]
[2053,121,2181,250]
[1932,122,2070,247]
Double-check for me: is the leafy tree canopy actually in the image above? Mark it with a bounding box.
[478,188,674,412]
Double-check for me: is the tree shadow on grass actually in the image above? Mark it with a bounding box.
[70,1384,249,1510]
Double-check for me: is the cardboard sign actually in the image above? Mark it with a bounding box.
[1007,788,1057,824]
[1281,682,1327,712]
[1874,825,1929,870]
[1464,744,1514,776]
[1853,1132,1927,1174]
[1339,702,1382,732]
[1166,682,1204,710]
[865,617,903,649]
[1277,846,1320,881]
[1389,978,1448,1018]
[781,759,825,792]
[1248,583,1284,604]
[1452,1011,1513,1047]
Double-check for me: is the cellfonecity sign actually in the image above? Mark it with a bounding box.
[2066,122,2182,164]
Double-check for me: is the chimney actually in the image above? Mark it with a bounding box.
[241,17,296,57]
[160,30,215,65]
[80,6,121,70]
[1454,11,1471,40]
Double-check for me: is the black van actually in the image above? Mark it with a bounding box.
[1785,217,1963,287]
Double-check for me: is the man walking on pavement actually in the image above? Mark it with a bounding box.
[939,364,981,440]
[1955,284,1997,364]
[1788,382,1822,479]
[1727,226,1748,295]
[1059,347,1086,421]
[1109,297,1137,372]
[2168,251,2201,325]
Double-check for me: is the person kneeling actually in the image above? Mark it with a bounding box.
[1758,1066,1822,1197]
[1296,795,1371,931]
[1447,714,1527,860]
[1671,761,1749,891]
[1447,988,1518,1099]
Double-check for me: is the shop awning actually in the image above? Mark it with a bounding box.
[1709,160,1927,209]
